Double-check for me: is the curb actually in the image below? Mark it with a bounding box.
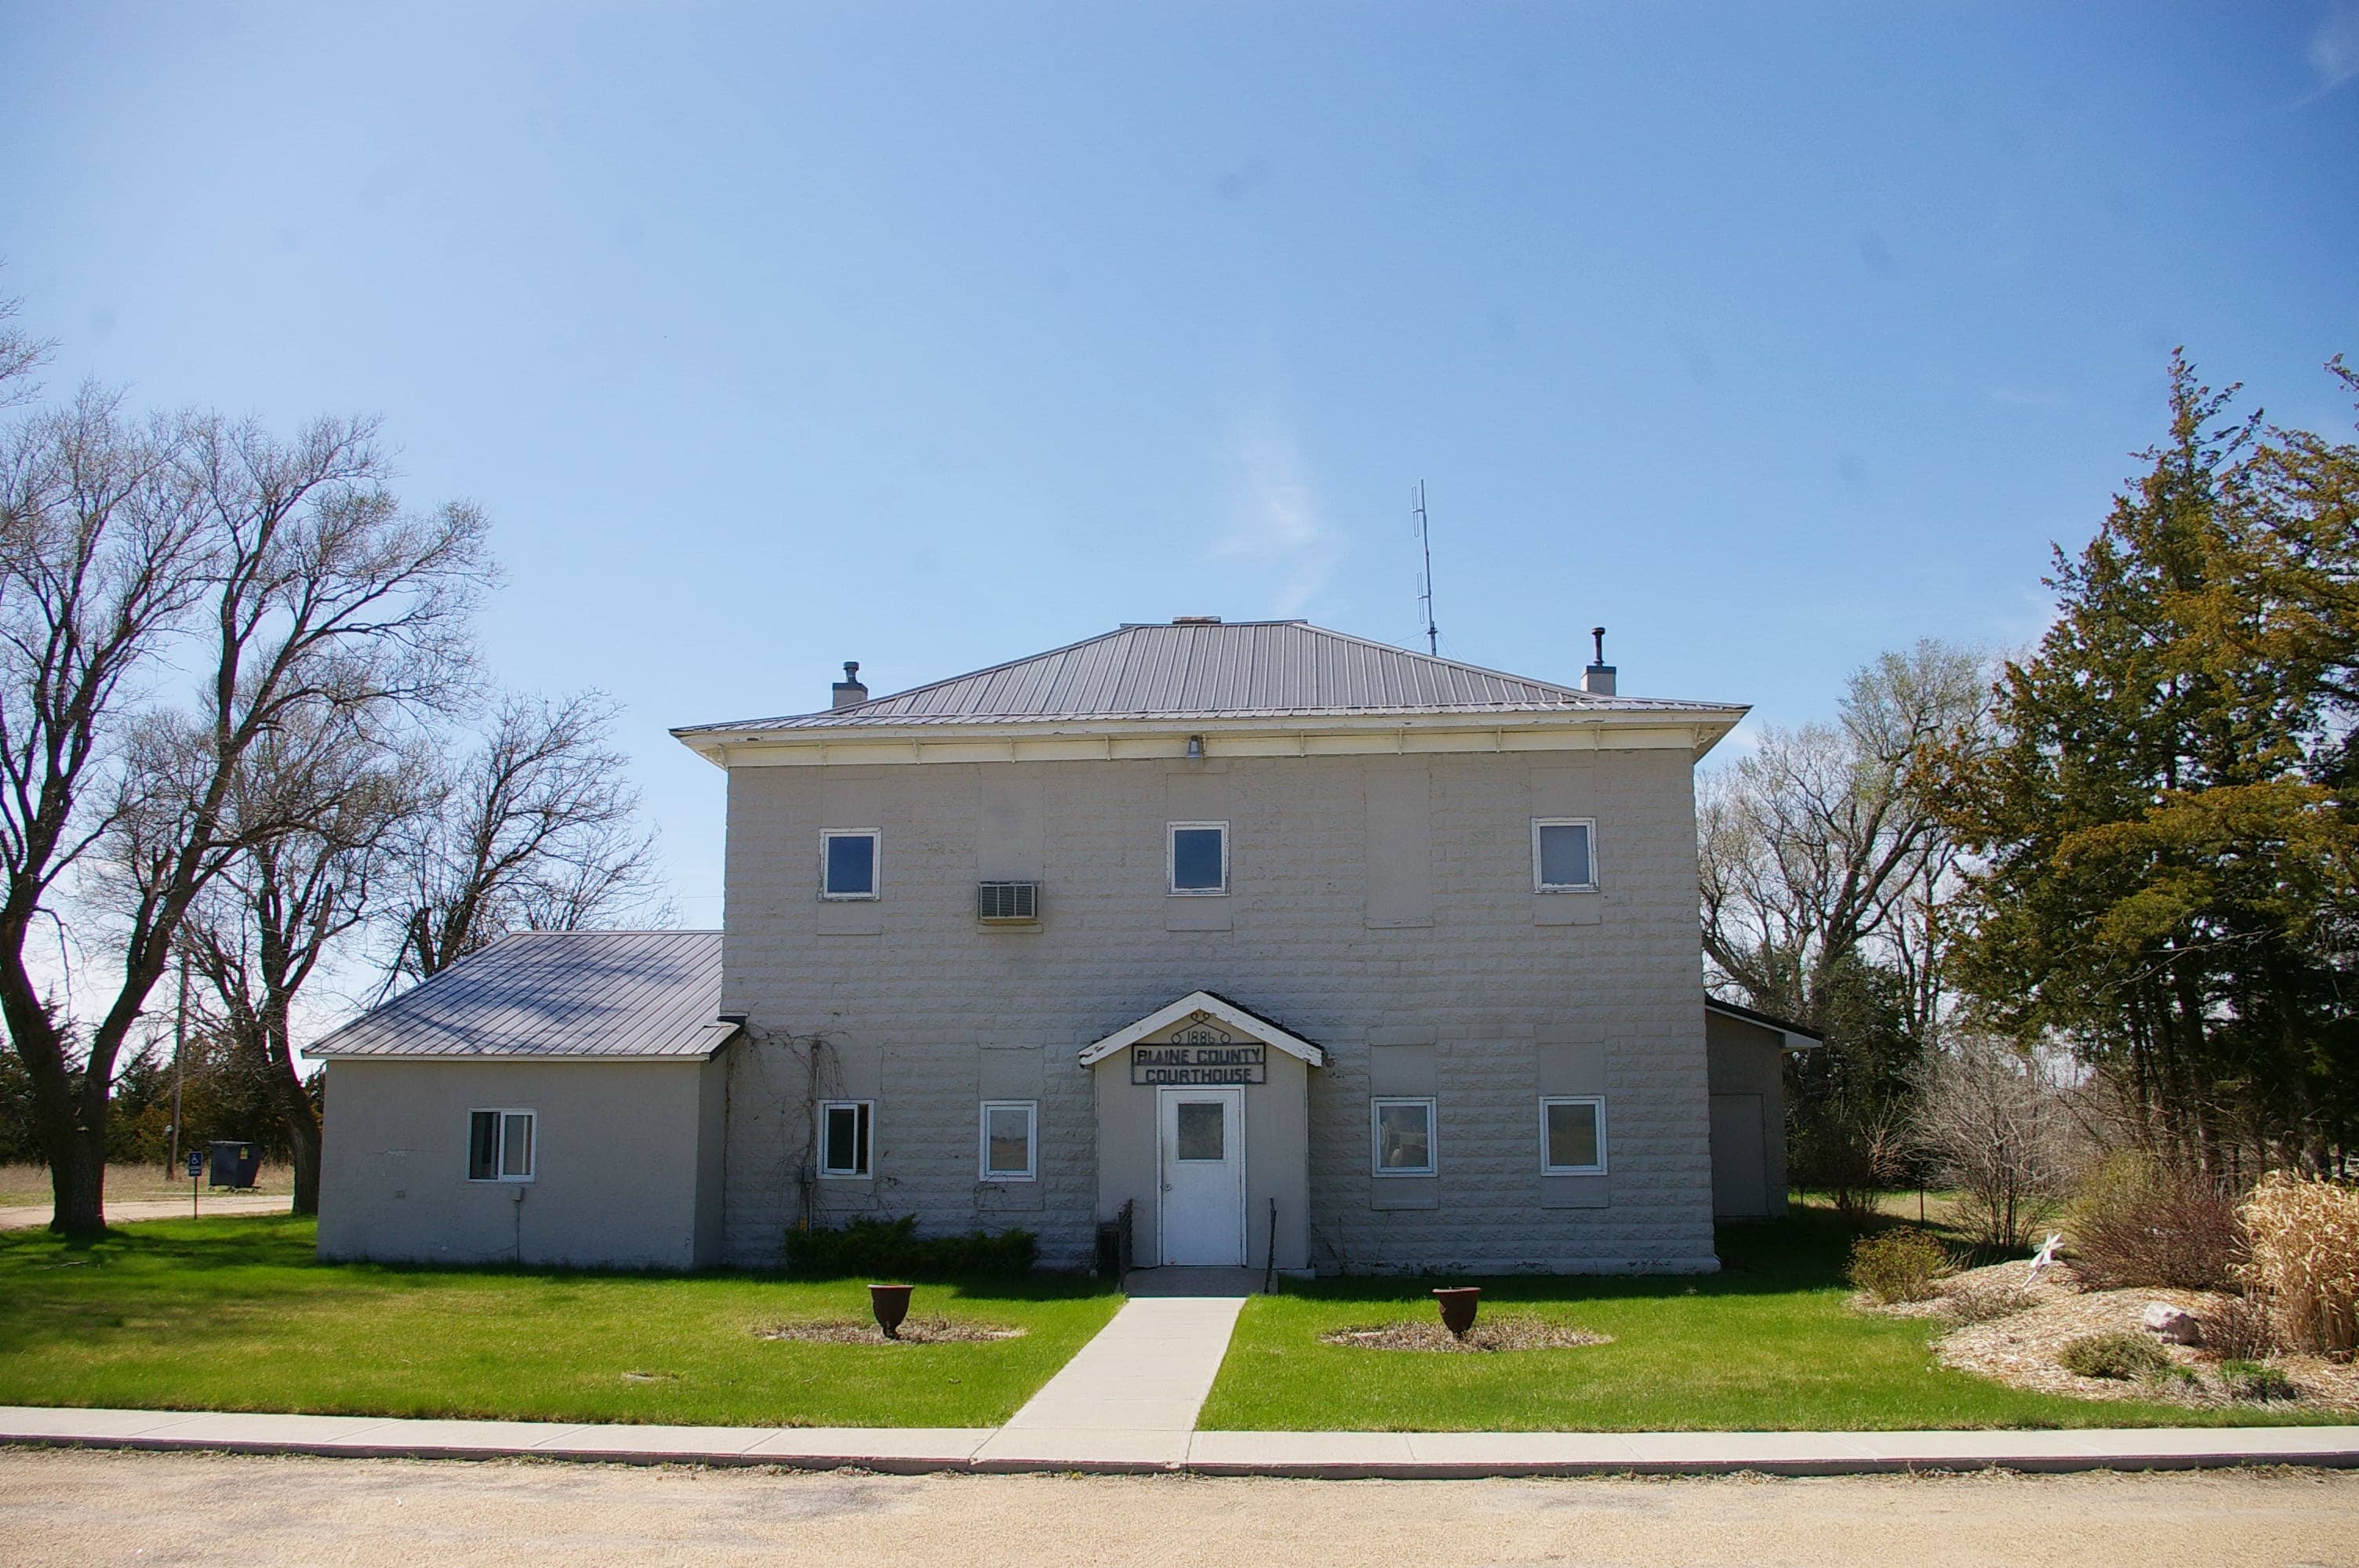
[5,1411,2357,1479]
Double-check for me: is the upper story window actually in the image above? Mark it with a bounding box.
[467,1109,535,1181]
[822,829,880,899]
[1532,818,1597,893]
[1168,822,1229,895]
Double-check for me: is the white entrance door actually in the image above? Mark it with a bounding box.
[1157,1086,1245,1265]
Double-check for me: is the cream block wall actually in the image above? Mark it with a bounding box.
[717,746,1718,1274]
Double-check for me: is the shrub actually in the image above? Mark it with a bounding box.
[2058,1330,2171,1381]
[1848,1228,1950,1304]
[2240,1172,2359,1355]
[1944,1280,2034,1323]
[2198,1293,2279,1362]
[785,1214,1038,1279]
[2218,1359,2299,1403]
[2070,1155,2246,1290]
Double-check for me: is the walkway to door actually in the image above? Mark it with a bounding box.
[969,1270,1252,1468]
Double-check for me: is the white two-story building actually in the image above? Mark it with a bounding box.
[316,619,1812,1274]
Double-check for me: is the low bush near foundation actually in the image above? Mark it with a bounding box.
[1847,1228,1951,1304]
[2241,1172,2359,1355]
[2058,1330,2171,1381]
[784,1214,1038,1279]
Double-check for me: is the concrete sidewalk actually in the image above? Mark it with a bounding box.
[973,1292,1250,1469]
[4,1406,2354,1478]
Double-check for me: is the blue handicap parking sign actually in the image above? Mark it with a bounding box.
[186,1150,202,1179]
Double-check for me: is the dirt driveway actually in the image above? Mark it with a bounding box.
[2,1449,2354,1567]
[0,1195,291,1230]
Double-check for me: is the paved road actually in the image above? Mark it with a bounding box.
[2,1450,2354,1567]
[0,1194,291,1230]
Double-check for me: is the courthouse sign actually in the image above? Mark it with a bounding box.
[1131,1040,1268,1084]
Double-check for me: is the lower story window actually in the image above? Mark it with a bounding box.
[819,1100,872,1178]
[980,1100,1038,1181]
[1371,1097,1436,1176]
[468,1109,534,1181]
[1540,1095,1607,1174]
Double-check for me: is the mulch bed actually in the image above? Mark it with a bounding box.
[1321,1316,1613,1352]
[754,1316,1026,1345]
[1857,1258,2359,1411]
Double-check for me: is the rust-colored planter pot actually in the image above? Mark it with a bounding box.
[869,1283,914,1339]
[1432,1286,1481,1339]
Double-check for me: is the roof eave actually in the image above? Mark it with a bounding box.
[674,705,1749,767]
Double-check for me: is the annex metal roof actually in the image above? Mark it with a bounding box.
[306,931,736,1062]
[675,620,1744,735]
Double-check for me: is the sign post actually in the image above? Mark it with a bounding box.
[187,1149,202,1218]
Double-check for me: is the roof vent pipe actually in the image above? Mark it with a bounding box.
[831,661,869,710]
[1582,627,1616,696]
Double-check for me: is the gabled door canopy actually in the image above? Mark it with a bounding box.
[1078,990,1327,1068]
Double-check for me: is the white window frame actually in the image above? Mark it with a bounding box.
[467,1108,536,1183]
[816,1098,874,1178]
[978,1099,1038,1182]
[1369,1095,1438,1177]
[1531,817,1599,893]
[820,828,881,901]
[1166,821,1230,895]
[1539,1094,1608,1174]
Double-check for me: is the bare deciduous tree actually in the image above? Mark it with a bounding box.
[1699,639,1990,1036]
[176,716,426,1214]
[1912,1034,2082,1250]
[2,396,487,1235]
[383,691,667,985]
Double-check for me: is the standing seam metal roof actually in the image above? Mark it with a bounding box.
[305,931,732,1060]
[676,621,1741,731]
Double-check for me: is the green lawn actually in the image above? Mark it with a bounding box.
[1197,1212,2342,1432]
[0,1216,1119,1428]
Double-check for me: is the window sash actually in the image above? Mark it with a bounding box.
[1370,1098,1436,1176]
[980,1101,1037,1181]
[1540,1096,1607,1174]
[821,830,879,899]
[1532,818,1597,892]
[1167,822,1228,894]
[819,1100,872,1177]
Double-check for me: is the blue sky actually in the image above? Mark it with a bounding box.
[3,2,2355,929]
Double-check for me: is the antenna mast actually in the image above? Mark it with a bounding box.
[1413,481,1438,655]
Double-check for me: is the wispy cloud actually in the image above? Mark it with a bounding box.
[1215,417,1340,615]
[2310,2,2359,95]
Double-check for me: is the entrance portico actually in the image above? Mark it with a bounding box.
[1081,992,1324,1275]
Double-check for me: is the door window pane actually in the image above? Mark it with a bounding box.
[1174,1100,1225,1161]
[1374,1099,1434,1174]
[823,832,877,897]
[1544,1098,1604,1171]
[1536,821,1594,890]
[1169,824,1227,892]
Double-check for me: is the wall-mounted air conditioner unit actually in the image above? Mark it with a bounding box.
[977,880,1039,924]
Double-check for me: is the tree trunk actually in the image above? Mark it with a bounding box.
[49,1102,107,1238]
[265,1066,322,1216]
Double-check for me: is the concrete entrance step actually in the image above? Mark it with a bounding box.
[1123,1265,1267,1297]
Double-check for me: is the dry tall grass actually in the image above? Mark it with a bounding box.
[2241,1172,2359,1356]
